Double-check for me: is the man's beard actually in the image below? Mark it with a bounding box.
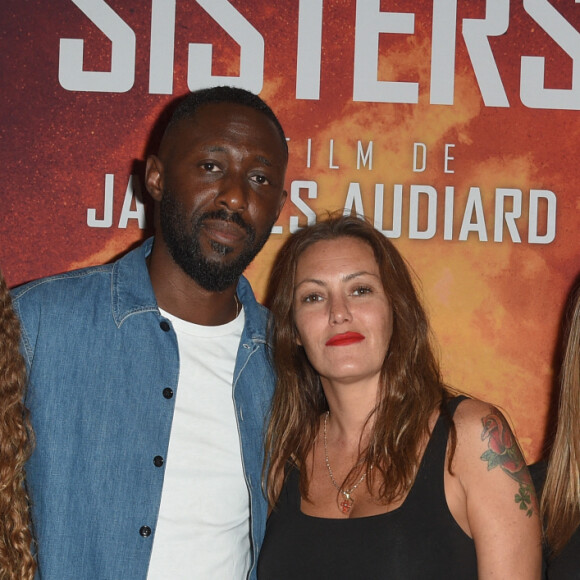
[159,189,273,292]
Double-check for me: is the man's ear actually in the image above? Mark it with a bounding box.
[145,155,164,201]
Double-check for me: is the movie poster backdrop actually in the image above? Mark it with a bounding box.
[2,0,580,461]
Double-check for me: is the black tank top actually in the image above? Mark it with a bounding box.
[258,396,477,579]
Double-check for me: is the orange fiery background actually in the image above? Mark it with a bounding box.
[2,1,579,461]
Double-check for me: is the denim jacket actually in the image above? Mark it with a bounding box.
[13,238,275,580]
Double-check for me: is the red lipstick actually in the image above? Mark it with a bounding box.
[325,332,365,346]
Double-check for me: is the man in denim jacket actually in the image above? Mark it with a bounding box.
[13,87,288,579]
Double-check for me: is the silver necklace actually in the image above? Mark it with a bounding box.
[323,411,370,514]
[233,294,241,318]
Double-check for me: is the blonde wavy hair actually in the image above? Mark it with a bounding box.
[0,269,35,579]
[542,284,580,556]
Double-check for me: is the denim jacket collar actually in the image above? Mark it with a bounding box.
[112,237,267,343]
[112,238,158,327]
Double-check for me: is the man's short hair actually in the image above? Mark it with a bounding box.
[165,86,288,159]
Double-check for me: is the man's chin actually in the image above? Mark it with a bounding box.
[188,260,246,292]
[196,246,255,276]
[208,239,235,257]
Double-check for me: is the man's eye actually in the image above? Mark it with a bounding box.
[202,162,219,172]
[251,174,269,185]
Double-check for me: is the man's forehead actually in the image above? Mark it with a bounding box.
[174,102,271,130]
[161,103,286,158]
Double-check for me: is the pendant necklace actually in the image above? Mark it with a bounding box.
[323,411,371,514]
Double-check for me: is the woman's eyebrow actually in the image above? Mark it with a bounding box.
[294,270,378,289]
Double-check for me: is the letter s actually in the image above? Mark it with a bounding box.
[59,0,135,93]
[188,0,264,93]
[521,0,580,109]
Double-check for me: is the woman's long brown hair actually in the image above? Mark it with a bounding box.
[264,215,453,508]
[0,269,35,579]
[542,284,580,556]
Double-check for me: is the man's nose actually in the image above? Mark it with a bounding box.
[215,173,248,212]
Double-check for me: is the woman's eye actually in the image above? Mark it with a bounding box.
[352,286,372,296]
[302,293,322,303]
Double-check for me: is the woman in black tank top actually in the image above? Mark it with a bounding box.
[261,215,541,579]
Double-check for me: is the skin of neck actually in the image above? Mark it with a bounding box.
[321,376,379,447]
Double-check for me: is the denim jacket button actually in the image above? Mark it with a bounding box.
[162,388,173,399]
[153,456,164,467]
[159,320,170,332]
[139,526,152,537]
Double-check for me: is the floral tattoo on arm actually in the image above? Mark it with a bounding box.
[480,411,537,517]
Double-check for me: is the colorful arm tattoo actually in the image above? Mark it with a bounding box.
[480,411,537,517]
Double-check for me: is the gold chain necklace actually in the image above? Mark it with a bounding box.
[323,411,370,514]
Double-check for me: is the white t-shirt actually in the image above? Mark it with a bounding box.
[147,307,250,579]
